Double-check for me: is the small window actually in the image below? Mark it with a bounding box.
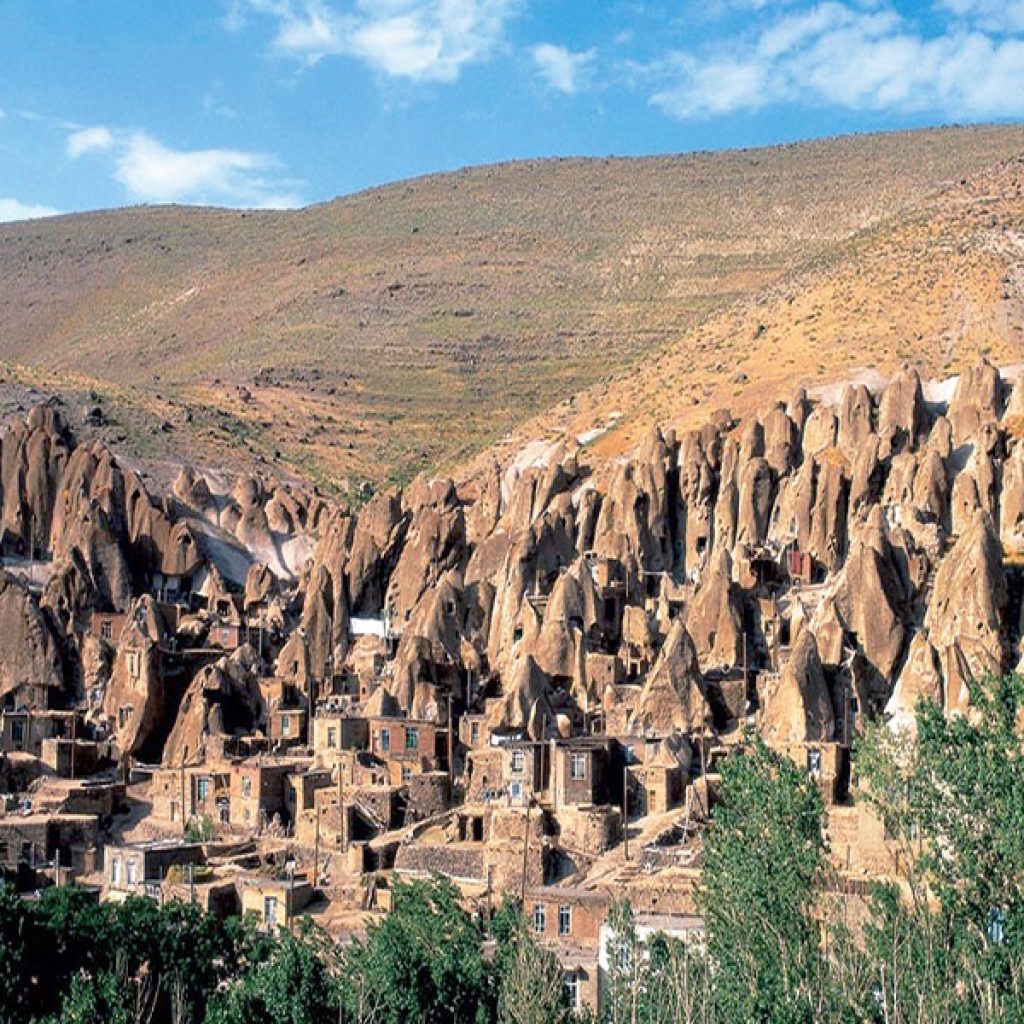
[126,859,137,885]
[401,765,412,784]
[532,902,546,933]
[570,753,588,780]
[807,749,822,777]
[563,973,580,1011]
[241,776,252,797]
[558,904,572,936]
[509,781,523,801]
[511,750,525,774]
[264,896,278,926]
[281,714,291,735]
[197,777,211,803]
[405,728,419,751]
[470,721,480,743]
[11,720,24,745]
[379,728,391,752]
[111,857,121,884]
[327,727,337,748]
[101,621,113,641]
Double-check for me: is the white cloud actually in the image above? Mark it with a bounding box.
[67,125,115,159]
[938,0,1024,33]
[0,198,61,223]
[649,1,1024,120]
[112,132,301,206]
[531,42,596,95]
[231,0,519,82]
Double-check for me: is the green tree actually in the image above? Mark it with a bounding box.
[860,673,1024,1023]
[205,920,340,1024]
[698,738,833,1024]
[492,902,569,1024]
[339,876,493,1024]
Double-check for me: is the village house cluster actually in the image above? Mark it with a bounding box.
[4,358,1019,1010]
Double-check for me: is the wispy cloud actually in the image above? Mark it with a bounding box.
[62,124,303,207]
[648,1,1024,120]
[0,197,61,223]
[938,0,1024,33]
[228,0,519,82]
[67,125,115,158]
[114,133,302,206]
[531,42,596,94]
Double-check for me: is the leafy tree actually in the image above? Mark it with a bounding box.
[492,901,569,1024]
[698,738,834,1024]
[339,876,493,1024]
[860,673,1024,1023]
[205,920,340,1024]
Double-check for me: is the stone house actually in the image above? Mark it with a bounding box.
[229,757,309,830]
[311,713,369,758]
[90,610,130,645]
[550,737,615,810]
[0,813,99,875]
[104,839,205,899]
[769,739,850,805]
[0,709,83,758]
[527,884,611,1014]
[151,764,230,825]
[268,706,307,747]
[237,873,314,931]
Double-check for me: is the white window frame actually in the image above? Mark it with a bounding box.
[532,902,546,934]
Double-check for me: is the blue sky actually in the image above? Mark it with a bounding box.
[1,0,1023,221]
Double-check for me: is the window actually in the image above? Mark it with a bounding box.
[532,902,546,933]
[570,753,588,780]
[558,904,572,936]
[197,777,211,803]
[563,973,580,1011]
[219,802,230,824]
[327,727,337,748]
[126,859,137,885]
[405,728,419,751]
[806,749,822,777]
[470,721,480,744]
[111,857,121,885]
[11,720,24,746]
[101,621,113,640]
[509,781,523,801]
[379,728,391,753]
[511,750,525,774]
[281,714,291,735]
[401,765,412,784]
[126,650,141,679]
[241,776,252,797]
[264,896,278,927]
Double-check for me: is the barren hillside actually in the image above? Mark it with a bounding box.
[1,124,1023,492]
[514,152,1024,466]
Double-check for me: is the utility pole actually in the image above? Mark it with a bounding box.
[180,756,187,837]
[338,757,347,853]
[446,695,455,790]
[314,804,321,888]
[519,798,531,907]
[622,764,629,861]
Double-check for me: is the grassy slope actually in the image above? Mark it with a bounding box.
[518,153,1024,465]
[1,124,1023,491]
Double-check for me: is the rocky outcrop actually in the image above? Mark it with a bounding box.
[0,572,65,703]
[628,621,708,735]
[760,630,835,743]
